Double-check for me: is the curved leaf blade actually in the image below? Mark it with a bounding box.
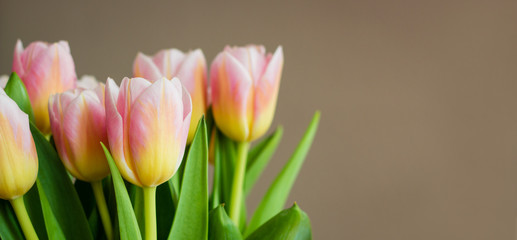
[169,117,208,240]
[30,124,93,240]
[101,143,142,240]
[246,203,311,240]
[4,72,35,122]
[245,112,320,235]
[244,126,283,196]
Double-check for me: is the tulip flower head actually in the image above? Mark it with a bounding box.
[49,77,111,182]
[12,40,77,134]
[105,77,192,187]
[211,45,284,142]
[133,49,207,143]
[0,88,38,200]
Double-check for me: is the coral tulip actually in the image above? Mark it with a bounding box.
[48,80,110,182]
[105,77,192,187]
[12,40,77,134]
[133,49,207,143]
[210,45,283,142]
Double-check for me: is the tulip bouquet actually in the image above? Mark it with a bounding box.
[0,40,319,240]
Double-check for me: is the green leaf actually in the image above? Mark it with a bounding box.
[4,72,35,122]
[244,126,283,196]
[209,205,243,240]
[218,131,237,210]
[168,117,208,240]
[30,124,93,240]
[210,130,222,210]
[101,143,142,240]
[245,112,320,236]
[0,200,24,240]
[37,181,66,239]
[246,203,311,240]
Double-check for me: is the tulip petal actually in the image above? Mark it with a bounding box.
[117,77,152,119]
[12,40,25,77]
[176,49,205,93]
[48,93,73,179]
[20,41,48,73]
[249,46,283,141]
[55,41,76,90]
[133,53,163,82]
[225,45,268,83]
[211,52,253,141]
[105,78,139,185]
[62,91,109,181]
[176,49,207,143]
[128,78,185,187]
[152,49,185,79]
[57,41,71,53]
[176,77,192,171]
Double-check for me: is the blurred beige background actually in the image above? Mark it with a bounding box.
[1,0,517,239]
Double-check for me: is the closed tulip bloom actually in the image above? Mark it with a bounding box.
[48,80,111,182]
[0,88,38,200]
[12,40,77,134]
[211,45,284,142]
[105,77,192,187]
[133,49,207,143]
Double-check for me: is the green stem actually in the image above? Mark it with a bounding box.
[92,181,113,240]
[143,187,157,240]
[10,196,38,240]
[229,141,249,223]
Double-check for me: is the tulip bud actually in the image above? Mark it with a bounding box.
[12,40,77,134]
[49,77,111,182]
[0,88,38,200]
[0,75,8,89]
[210,45,283,142]
[105,77,192,187]
[133,49,207,143]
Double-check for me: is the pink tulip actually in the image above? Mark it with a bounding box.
[133,49,207,143]
[48,80,111,182]
[105,77,192,187]
[12,40,77,134]
[210,45,283,142]
[0,88,38,200]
